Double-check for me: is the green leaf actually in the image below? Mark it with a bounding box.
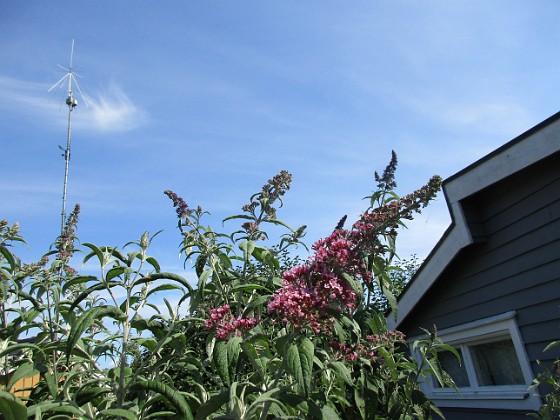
[341,272,364,304]
[129,380,193,420]
[69,281,118,312]
[27,401,85,418]
[146,256,161,273]
[245,388,284,419]
[61,275,97,294]
[144,411,176,419]
[43,371,59,399]
[229,283,271,294]
[213,339,230,385]
[321,404,341,420]
[354,376,366,419]
[198,269,212,289]
[266,218,295,232]
[239,240,255,261]
[74,386,111,407]
[223,214,254,223]
[286,337,314,396]
[329,361,353,386]
[247,294,272,310]
[194,390,228,420]
[133,272,193,293]
[135,337,158,352]
[82,243,107,267]
[0,245,17,272]
[241,341,266,382]
[227,336,242,381]
[105,266,127,282]
[67,305,127,364]
[0,343,45,360]
[0,390,27,420]
[544,339,560,352]
[98,408,137,419]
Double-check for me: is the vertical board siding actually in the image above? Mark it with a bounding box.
[400,153,560,369]
[9,374,40,399]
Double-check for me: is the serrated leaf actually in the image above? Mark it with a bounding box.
[286,337,314,396]
[354,378,366,419]
[213,339,230,385]
[227,336,242,381]
[129,380,193,420]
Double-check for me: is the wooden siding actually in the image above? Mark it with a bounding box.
[399,152,560,415]
[10,374,40,399]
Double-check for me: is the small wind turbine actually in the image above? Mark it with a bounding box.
[48,39,88,235]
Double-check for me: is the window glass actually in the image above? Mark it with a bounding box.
[469,339,524,386]
[435,347,470,388]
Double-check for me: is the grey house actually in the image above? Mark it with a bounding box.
[388,112,560,418]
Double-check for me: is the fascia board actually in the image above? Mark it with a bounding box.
[389,114,560,331]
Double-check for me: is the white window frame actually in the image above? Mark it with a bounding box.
[409,311,541,410]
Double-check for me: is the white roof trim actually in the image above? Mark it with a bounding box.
[388,113,560,330]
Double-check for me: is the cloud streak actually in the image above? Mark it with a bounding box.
[0,75,147,133]
[80,83,148,132]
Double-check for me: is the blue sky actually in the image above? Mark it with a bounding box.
[2,2,560,276]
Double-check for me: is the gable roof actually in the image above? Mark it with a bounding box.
[388,111,560,330]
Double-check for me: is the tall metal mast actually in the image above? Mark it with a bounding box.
[48,39,87,235]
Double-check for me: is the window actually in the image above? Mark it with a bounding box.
[410,311,541,410]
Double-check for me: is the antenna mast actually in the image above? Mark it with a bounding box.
[49,39,87,235]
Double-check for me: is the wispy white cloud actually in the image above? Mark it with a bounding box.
[79,83,148,132]
[0,75,147,133]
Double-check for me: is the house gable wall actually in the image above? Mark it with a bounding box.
[398,152,560,416]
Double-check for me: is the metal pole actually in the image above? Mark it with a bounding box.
[61,92,77,235]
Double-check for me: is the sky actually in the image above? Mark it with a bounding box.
[2,1,560,280]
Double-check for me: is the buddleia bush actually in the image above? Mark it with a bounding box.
[0,153,459,419]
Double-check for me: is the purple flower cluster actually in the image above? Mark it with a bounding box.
[268,231,360,333]
[204,304,259,340]
[267,175,442,332]
[164,190,190,219]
